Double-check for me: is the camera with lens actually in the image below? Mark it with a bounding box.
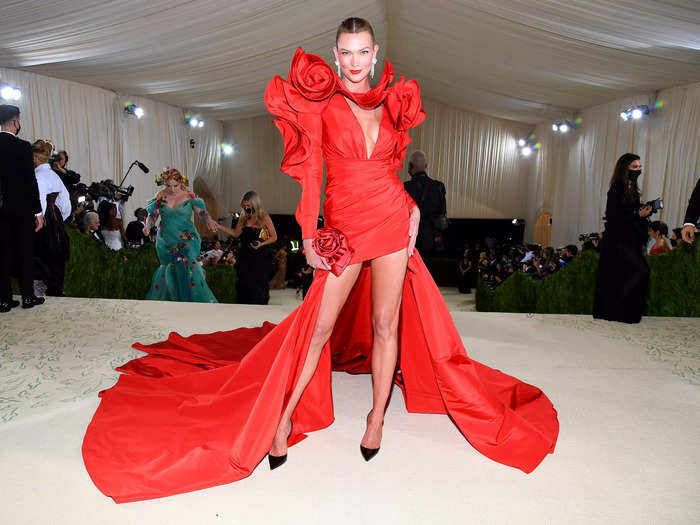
[644,197,664,216]
[578,232,600,242]
[88,179,135,203]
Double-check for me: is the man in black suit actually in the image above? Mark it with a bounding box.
[125,207,148,246]
[0,105,45,312]
[681,178,699,243]
[403,150,447,255]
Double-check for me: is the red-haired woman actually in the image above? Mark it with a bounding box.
[143,168,219,302]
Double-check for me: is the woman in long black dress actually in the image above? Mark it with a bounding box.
[216,191,278,304]
[593,153,652,323]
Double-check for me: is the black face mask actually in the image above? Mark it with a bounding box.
[628,169,642,180]
[244,207,253,215]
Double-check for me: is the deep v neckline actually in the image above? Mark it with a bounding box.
[342,96,384,160]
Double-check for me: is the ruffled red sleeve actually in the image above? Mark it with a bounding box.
[265,48,339,239]
[385,76,426,170]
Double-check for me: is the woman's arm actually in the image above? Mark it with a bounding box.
[254,214,278,248]
[118,219,127,243]
[144,192,162,234]
[215,214,245,238]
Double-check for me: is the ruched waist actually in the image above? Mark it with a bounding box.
[324,158,407,213]
[325,158,396,190]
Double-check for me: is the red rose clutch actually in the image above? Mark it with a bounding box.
[312,227,354,276]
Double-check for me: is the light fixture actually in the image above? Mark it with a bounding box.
[620,104,650,122]
[0,84,22,101]
[124,102,144,119]
[552,120,574,133]
[518,134,539,157]
[221,143,234,155]
[185,114,205,128]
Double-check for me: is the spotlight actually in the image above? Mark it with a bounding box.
[221,143,234,155]
[0,85,22,101]
[552,120,573,133]
[512,218,518,225]
[620,104,650,122]
[185,114,205,128]
[518,138,526,147]
[124,102,144,119]
[521,146,532,157]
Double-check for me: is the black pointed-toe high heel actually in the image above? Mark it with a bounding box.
[268,452,287,470]
[360,410,383,462]
[360,445,380,462]
[268,421,293,470]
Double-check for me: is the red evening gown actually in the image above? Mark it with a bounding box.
[82,49,559,503]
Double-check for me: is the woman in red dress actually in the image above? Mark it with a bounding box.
[82,18,558,503]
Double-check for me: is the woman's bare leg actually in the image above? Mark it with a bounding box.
[269,262,363,456]
[361,249,409,449]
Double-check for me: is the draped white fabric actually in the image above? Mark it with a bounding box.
[526,83,700,246]
[404,99,531,219]
[0,67,223,219]
[1,1,698,123]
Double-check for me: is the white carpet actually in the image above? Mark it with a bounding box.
[1,291,698,525]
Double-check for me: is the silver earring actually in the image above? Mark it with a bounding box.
[335,60,342,78]
[371,57,377,79]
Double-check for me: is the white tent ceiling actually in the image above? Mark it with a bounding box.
[1,0,699,124]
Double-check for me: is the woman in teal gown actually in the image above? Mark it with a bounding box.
[144,168,219,302]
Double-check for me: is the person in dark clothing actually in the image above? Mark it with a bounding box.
[403,150,446,256]
[50,150,80,198]
[593,153,652,324]
[0,105,46,312]
[215,191,278,304]
[32,139,70,297]
[681,178,699,243]
[457,250,473,293]
[125,208,149,247]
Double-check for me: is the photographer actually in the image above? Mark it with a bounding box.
[593,153,651,324]
[50,150,80,196]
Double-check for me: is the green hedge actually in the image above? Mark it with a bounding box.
[476,242,700,317]
[61,228,237,303]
